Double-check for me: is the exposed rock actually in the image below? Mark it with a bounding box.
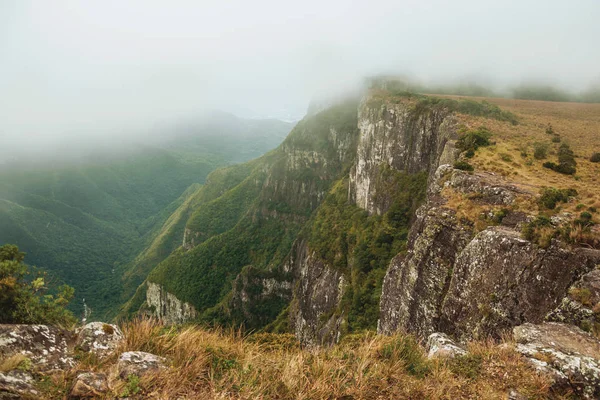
[146,282,198,325]
[448,170,529,205]
[229,265,293,329]
[76,322,124,358]
[182,227,201,250]
[117,351,166,379]
[0,324,74,371]
[514,322,600,399]
[426,332,467,359]
[349,97,457,215]
[0,370,39,399]
[547,269,600,331]
[440,229,600,340]
[289,240,346,347]
[69,372,108,399]
[378,205,472,337]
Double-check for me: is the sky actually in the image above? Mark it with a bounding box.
[1,0,599,156]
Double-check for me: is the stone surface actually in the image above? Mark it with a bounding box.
[69,372,108,399]
[426,332,467,359]
[0,324,74,371]
[76,322,124,358]
[146,282,198,325]
[289,240,346,347]
[547,269,600,331]
[117,351,166,379]
[349,97,457,215]
[514,322,600,399]
[0,370,39,399]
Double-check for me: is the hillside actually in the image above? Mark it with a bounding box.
[0,114,292,319]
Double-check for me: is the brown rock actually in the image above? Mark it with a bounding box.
[69,372,108,399]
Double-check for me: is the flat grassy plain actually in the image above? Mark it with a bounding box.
[440,95,600,233]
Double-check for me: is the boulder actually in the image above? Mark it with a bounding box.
[76,322,124,357]
[0,370,39,399]
[514,322,600,399]
[69,372,108,399]
[547,269,600,331]
[117,351,166,379]
[426,332,467,359]
[0,324,74,371]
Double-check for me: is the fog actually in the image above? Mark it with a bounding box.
[1,0,599,159]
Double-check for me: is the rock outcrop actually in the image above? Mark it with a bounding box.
[288,241,346,347]
[69,372,109,399]
[426,332,467,359]
[117,351,166,378]
[349,97,457,215]
[76,322,124,358]
[146,282,198,324]
[0,324,74,372]
[379,165,600,340]
[514,322,600,399]
[0,370,39,399]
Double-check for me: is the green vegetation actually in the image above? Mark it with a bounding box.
[0,244,76,326]
[538,187,578,209]
[590,153,600,163]
[454,161,474,171]
[533,142,549,159]
[0,116,292,318]
[146,101,360,328]
[542,143,577,175]
[306,169,427,333]
[456,126,493,153]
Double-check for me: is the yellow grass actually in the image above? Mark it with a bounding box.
[32,318,569,399]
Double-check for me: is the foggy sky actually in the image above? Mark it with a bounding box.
[1,0,599,156]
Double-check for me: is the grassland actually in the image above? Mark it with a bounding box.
[437,95,600,240]
[35,318,561,399]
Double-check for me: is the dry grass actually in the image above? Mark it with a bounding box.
[435,95,600,234]
[33,318,569,399]
[0,353,28,373]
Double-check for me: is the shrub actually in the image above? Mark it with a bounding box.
[521,216,556,248]
[499,153,512,162]
[542,143,577,175]
[590,153,600,163]
[456,127,492,152]
[538,187,578,209]
[533,142,549,159]
[0,244,76,326]
[551,135,561,143]
[569,287,593,306]
[546,124,554,135]
[454,161,474,171]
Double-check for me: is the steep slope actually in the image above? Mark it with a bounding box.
[0,115,292,318]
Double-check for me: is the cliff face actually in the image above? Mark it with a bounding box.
[145,282,197,324]
[378,165,600,340]
[349,98,457,215]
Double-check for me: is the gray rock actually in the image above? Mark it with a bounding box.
[514,322,600,399]
[117,351,166,379]
[0,324,74,371]
[146,282,198,325]
[426,332,467,358]
[69,372,108,399]
[76,322,124,357]
[0,370,39,399]
[547,269,600,330]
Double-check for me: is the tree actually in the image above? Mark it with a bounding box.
[0,244,76,326]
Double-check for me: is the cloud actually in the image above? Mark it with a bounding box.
[1,0,599,154]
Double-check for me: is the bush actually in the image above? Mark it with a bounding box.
[0,244,76,326]
[538,187,578,209]
[456,127,492,152]
[499,153,512,162]
[551,135,561,143]
[454,161,474,171]
[533,142,549,160]
[590,153,600,163]
[542,143,577,175]
[546,124,554,135]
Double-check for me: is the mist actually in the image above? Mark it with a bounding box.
[1,0,599,160]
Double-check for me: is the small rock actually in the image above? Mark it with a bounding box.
[0,370,39,399]
[514,322,600,399]
[426,332,467,358]
[0,324,74,372]
[69,372,108,399]
[76,322,124,358]
[117,351,166,378]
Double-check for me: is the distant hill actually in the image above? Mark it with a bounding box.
[0,113,292,319]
